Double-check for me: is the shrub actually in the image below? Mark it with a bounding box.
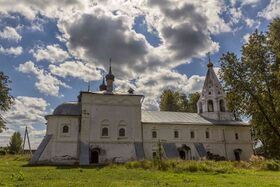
[0,148,6,155]
[263,160,280,171]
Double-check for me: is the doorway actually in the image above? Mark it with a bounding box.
[179,150,186,160]
[90,150,99,164]
[234,149,242,161]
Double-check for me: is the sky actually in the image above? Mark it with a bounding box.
[0,0,279,148]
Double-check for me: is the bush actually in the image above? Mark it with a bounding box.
[124,159,280,173]
[0,149,6,155]
[263,160,280,171]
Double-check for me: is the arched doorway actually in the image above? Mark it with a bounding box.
[178,145,192,160]
[234,149,242,161]
[90,149,100,164]
[179,150,186,160]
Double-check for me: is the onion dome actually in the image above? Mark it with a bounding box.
[99,77,107,91]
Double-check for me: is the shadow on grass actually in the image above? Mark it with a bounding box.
[21,163,108,170]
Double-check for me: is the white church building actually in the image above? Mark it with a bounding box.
[30,60,253,165]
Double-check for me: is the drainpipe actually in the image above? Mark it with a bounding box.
[223,129,228,160]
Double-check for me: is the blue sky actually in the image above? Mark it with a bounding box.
[0,0,279,148]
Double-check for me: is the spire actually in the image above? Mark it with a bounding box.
[87,82,91,92]
[109,58,112,75]
[106,58,115,81]
[105,58,115,92]
[207,52,213,68]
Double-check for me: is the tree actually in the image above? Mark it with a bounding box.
[0,72,13,133]
[219,18,280,159]
[187,92,200,113]
[159,89,200,112]
[9,132,23,154]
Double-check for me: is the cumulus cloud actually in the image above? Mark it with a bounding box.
[1,0,229,110]
[49,61,102,82]
[243,33,251,43]
[17,61,70,96]
[0,96,49,148]
[30,44,69,63]
[0,26,22,41]
[115,68,205,110]
[259,0,280,20]
[0,0,83,20]
[0,46,23,56]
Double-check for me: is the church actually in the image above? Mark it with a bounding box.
[30,59,253,165]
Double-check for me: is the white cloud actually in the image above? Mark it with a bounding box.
[0,46,23,56]
[115,68,205,110]
[0,0,83,20]
[1,0,228,110]
[49,61,102,82]
[0,96,49,148]
[17,61,70,96]
[30,44,69,63]
[230,0,260,7]
[0,26,22,41]
[259,0,280,20]
[243,33,251,43]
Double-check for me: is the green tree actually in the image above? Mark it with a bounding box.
[0,72,13,133]
[159,89,200,112]
[219,19,280,159]
[187,92,200,113]
[9,132,23,154]
[159,89,181,112]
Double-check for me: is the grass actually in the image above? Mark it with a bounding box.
[0,155,280,187]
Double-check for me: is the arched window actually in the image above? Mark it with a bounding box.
[119,128,125,137]
[174,130,179,138]
[208,100,214,112]
[205,130,210,139]
[152,131,157,138]
[235,133,239,140]
[62,125,69,133]
[190,131,195,139]
[101,127,108,137]
[219,99,226,112]
[199,102,203,113]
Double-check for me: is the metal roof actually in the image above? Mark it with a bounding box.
[53,102,81,116]
[141,111,248,126]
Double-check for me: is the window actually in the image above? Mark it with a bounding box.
[152,131,157,138]
[208,91,211,95]
[190,131,195,139]
[101,127,108,137]
[235,133,239,140]
[152,152,157,158]
[206,130,210,139]
[219,99,226,112]
[207,100,214,112]
[119,128,125,137]
[62,125,69,133]
[199,102,203,113]
[174,130,179,138]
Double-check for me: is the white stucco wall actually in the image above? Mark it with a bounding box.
[142,123,253,160]
[79,92,143,164]
[39,116,80,164]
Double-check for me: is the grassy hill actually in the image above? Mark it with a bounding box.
[0,155,280,187]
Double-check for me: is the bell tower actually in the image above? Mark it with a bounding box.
[197,55,233,120]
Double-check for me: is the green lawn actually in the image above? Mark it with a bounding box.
[1,156,280,187]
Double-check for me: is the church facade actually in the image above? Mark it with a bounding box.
[30,60,253,165]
